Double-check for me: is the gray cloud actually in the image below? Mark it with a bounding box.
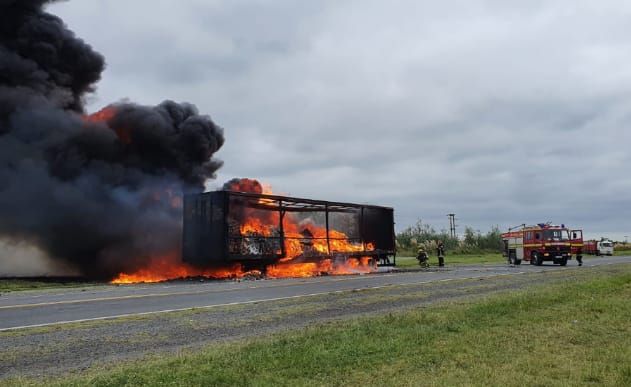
[50,0,631,240]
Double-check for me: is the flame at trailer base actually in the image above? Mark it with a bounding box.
[111,255,376,284]
[266,257,376,278]
[110,179,379,284]
[110,253,245,284]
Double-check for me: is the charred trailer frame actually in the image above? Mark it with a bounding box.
[183,191,396,270]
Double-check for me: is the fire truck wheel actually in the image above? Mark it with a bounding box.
[533,253,543,266]
[559,258,568,266]
[514,259,522,265]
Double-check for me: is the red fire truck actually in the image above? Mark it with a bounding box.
[501,223,572,266]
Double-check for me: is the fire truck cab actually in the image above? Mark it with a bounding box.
[501,223,572,266]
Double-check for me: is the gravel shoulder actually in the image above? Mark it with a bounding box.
[1,263,628,380]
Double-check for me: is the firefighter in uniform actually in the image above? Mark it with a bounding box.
[416,247,429,268]
[437,240,445,267]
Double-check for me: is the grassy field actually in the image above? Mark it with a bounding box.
[396,252,505,269]
[9,265,630,386]
[396,252,628,269]
[0,279,96,293]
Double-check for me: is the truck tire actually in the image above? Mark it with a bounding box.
[559,257,568,266]
[512,254,521,265]
[533,252,543,266]
[509,251,516,265]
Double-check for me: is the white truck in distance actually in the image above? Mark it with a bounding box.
[584,239,614,256]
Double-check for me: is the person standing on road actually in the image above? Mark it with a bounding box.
[437,240,445,267]
[577,254,583,266]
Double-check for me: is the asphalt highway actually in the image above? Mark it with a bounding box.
[0,256,628,331]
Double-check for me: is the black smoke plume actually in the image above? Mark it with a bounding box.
[0,0,225,279]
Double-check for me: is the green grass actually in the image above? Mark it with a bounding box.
[396,252,505,269]
[10,265,631,386]
[0,279,96,293]
[397,251,628,269]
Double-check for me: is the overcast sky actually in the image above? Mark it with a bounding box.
[51,0,631,240]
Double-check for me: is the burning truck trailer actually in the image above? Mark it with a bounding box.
[182,190,396,276]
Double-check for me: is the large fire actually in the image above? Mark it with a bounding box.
[108,176,378,284]
[111,253,245,284]
[266,257,375,279]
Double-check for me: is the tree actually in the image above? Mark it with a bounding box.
[397,220,502,254]
[396,219,458,252]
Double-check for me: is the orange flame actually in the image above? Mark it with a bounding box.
[110,181,378,283]
[111,253,245,284]
[266,257,375,278]
[85,106,132,144]
[85,106,116,124]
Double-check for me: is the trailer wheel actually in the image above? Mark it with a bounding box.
[514,258,522,265]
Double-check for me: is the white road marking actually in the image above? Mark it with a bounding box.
[2,259,627,331]
[0,273,396,309]
[0,271,526,332]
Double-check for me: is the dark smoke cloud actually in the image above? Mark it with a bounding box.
[0,0,225,278]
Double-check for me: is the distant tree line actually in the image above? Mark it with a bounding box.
[615,242,631,251]
[396,219,503,255]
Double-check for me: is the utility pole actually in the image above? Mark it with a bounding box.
[447,213,457,239]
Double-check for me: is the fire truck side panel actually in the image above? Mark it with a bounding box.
[509,235,524,260]
[501,231,524,262]
[523,229,536,262]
